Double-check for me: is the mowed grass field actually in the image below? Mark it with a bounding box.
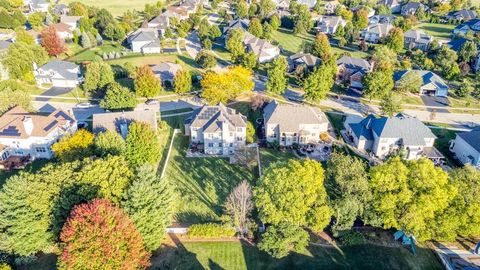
[156,241,443,270]
[414,23,455,39]
[59,0,162,17]
[164,135,255,224]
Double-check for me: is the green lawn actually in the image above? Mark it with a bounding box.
[58,0,164,17]
[107,54,201,73]
[325,112,345,136]
[259,148,297,171]
[430,127,459,166]
[65,42,125,63]
[164,135,255,223]
[414,23,455,39]
[155,241,443,270]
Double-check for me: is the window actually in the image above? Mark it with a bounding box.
[35,147,47,153]
[272,133,277,138]
[237,127,243,132]
[281,137,285,142]
[208,134,213,138]
[229,143,233,147]
[219,143,223,147]
[293,133,297,137]
[208,143,214,147]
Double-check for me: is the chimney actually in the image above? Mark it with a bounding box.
[23,116,34,136]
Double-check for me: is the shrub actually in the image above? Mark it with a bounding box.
[337,230,365,246]
[187,223,236,238]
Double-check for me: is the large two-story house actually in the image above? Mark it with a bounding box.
[127,28,161,54]
[394,70,449,97]
[243,32,280,63]
[404,29,433,51]
[263,101,330,146]
[450,129,480,168]
[344,114,438,160]
[453,19,480,36]
[336,56,373,89]
[361,23,393,43]
[34,60,82,88]
[184,104,247,155]
[0,106,77,162]
[315,16,347,35]
[287,53,321,73]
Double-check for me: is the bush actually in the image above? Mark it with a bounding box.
[187,223,236,238]
[337,230,365,246]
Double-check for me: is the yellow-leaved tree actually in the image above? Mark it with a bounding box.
[201,66,254,104]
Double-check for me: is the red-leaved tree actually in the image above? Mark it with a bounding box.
[58,199,151,270]
[41,25,67,56]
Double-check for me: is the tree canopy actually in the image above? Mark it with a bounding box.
[134,65,162,97]
[100,82,137,110]
[52,129,95,162]
[266,56,288,94]
[125,121,161,167]
[201,66,254,104]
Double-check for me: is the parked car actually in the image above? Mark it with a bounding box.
[76,102,92,109]
[145,99,158,105]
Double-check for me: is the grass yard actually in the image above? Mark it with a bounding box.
[272,28,314,55]
[259,148,297,170]
[414,23,455,39]
[155,240,443,270]
[325,111,345,136]
[107,54,201,73]
[164,135,255,224]
[58,0,164,17]
[430,127,459,166]
[65,42,125,63]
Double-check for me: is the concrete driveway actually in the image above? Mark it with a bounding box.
[420,96,450,113]
[35,87,75,101]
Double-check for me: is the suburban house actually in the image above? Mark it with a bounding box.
[404,29,433,51]
[401,2,428,16]
[151,62,182,86]
[336,56,373,89]
[394,70,449,97]
[24,0,49,12]
[146,14,169,36]
[324,1,341,14]
[92,110,158,138]
[453,19,480,36]
[263,101,329,146]
[163,6,190,21]
[243,32,280,63]
[127,28,161,54]
[60,15,82,29]
[51,23,74,40]
[368,14,396,25]
[53,4,69,15]
[315,16,347,35]
[377,0,401,13]
[297,0,316,9]
[273,0,290,10]
[0,106,77,162]
[446,37,469,51]
[450,129,480,168]
[223,19,250,34]
[34,60,82,88]
[288,53,321,73]
[184,104,247,155]
[344,114,440,161]
[447,9,477,21]
[352,5,375,17]
[361,23,393,43]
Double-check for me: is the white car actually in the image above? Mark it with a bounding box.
[76,102,92,109]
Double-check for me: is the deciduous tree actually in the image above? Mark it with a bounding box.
[266,56,288,94]
[362,69,393,100]
[3,42,48,81]
[0,80,32,115]
[226,28,246,63]
[303,59,336,102]
[312,32,331,60]
[236,0,248,19]
[174,70,192,94]
[353,7,369,30]
[83,61,115,93]
[258,222,309,258]
[385,27,404,53]
[195,50,217,69]
[270,14,280,30]
[52,129,95,162]
[41,25,67,56]
[201,66,254,104]
[249,18,263,38]
[396,71,422,93]
[94,130,126,157]
[125,121,161,167]
[224,180,253,235]
[100,82,137,110]
[380,93,402,116]
[134,65,162,97]
[459,41,477,63]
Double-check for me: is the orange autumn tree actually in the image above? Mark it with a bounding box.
[41,25,66,56]
[58,199,151,270]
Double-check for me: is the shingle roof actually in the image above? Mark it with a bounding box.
[243,31,279,60]
[151,62,182,81]
[446,37,470,51]
[457,129,480,153]
[92,110,158,135]
[52,22,73,33]
[60,15,81,24]
[336,56,372,71]
[263,101,328,133]
[0,106,76,139]
[449,9,477,20]
[404,29,433,44]
[38,60,79,81]
[364,23,393,35]
[0,40,12,50]
[393,70,448,90]
[148,14,169,29]
[288,53,321,67]
[187,104,247,132]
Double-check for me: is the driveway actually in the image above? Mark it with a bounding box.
[420,96,450,113]
[35,87,75,101]
[185,31,202,59]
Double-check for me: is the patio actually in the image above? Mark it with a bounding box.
[0,155,32,171]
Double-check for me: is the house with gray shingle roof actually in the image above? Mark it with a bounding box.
[184,104,247,155]
[127,28,161,54]
[151,62,182,86]
[453,19,480,36]
[315,16,347,35]
[92,110,158,138]
[450,129,480,168]
[288,53,321,73]
[404,29,433,51]
[401,2,428,16]
[263,101,329,146]
[34,60,82,88]
[447,9,477,21]
[243,32,280,63]
[344,114,439,160]
[378,0,401,13]
[147,14,170,35]
[336,56,373,89]
[361,22,393,43]
[393,70,449,97]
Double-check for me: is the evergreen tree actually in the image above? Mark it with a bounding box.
[125,122,161,167]
[80,32,92,48]
[266,56,288,94]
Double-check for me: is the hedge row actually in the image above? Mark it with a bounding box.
[187,223,236,238]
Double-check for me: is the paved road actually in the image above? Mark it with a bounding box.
[33,101,105,122]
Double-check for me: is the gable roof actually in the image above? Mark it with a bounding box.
[289,53,321,67]
[263,101,328,132]
[92,110,158,136]
[348,114,436,145]
[151,62,182,81]
[129,29,158,42]
[446,37,470,51]
[148,14,169,29]
[51,22,73,33]
[317,15,346,28]
[402,2,426,13]
[297,0,316,8]
[336,56,372,71]
[449,9,477,20]
[378,0,399,7]
[187,104,247,132]
[0,106,76,139]
[364,23,393,35]
[243,31,279,59]
[404,29,433,44]
[394,70,448,89]
[454,18,480,32]
[60,15,81,25]
[38,60,79,80]
[457,129,480,153]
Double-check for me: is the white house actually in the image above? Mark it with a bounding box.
[378,0,401,13]
[51,22,74,40]
[263,101,330,146]
[127,28,161,54]
[34,60,82,88]
[0,106,77,162]
[184,104,247,155]
[147,14,169,36]
[24,0,49,13]
[92,110,158,138]
[450,129,480,168]
[344,114,440,160]
[60,15,82,29]
[315,16,347,35]
[361,23,393,43]
[404,29,433,51]
[394,70,449,97]
[243,32,280,63]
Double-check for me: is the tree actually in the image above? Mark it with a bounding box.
[385,27,404,53]
[303,59,336,102]
[254,159,332,231]
[103,23,116,41]
[326,153,370,235]
[195,50,217,69]
[198,18,211,39]
[258,222,309,258]
[455,79,474,97]
[396,71,422,93]
[312,33,332,60]
[226,28,246,63]
[224,180,253,235]
[202,38,212,50]
[236,0,248,19]
[239,51,258,70]
[122,166,174,251]
[434,45,458,78]
[248,18,263,38]
[28,12,45,28]
[94,130,126,157]
[201,66,254,104]
[369,157,456,241]
[258,0,276,18]
[83,61,114,93]
[362,69,393,100]
[459,41,477,63]
[174,70,192,94]
[266,56,288,94]
[0,80,32,115]
[164,27,173,39]
[15,29,35,45]
[100,82,137,110]
[209,25,222,39]
[125,121,161,167]
[353,7,369,30]
[58,199,150,270]
[52,129,95,162]
[246,122,255,143]
[292,4,312,34]
[80,31,92,48]
[41,25,67,56]
[134,65,162,98]
[270,14,281,30]
[95,8,115,34]
[371,45,397,71]
[262,22,273,40]
[380,93,402,116]
[3,42,48,81]
[0,10,22,29]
